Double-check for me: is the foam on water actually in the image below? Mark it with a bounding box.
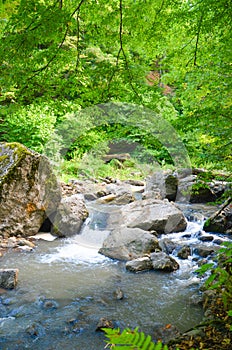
[40,226,111,265]
[41,241,109,265]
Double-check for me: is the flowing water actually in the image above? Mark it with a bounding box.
[0,202,223,349]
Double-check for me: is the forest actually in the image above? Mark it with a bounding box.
[0,2,232,349]
[0,0,231,179]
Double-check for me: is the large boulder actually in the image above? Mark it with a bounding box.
[203,198,232,234]
[99,226,160,261]
[145,172,178,201]
[52,194,88,237]
[121,198,187,234]
[0,142,61,237]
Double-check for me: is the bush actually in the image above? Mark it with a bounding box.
[2,103,57,153]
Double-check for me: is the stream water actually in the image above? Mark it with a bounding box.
[0,202,223,350]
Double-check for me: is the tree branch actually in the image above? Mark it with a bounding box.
[71,0,86,18]
[75,11,80,70]
[194,13,203,66]
[28,0,86,79]
[103,0,141,100]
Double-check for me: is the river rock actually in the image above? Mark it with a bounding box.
[145,172,178,201]
[96,191,134,205]
[193,246,216,258]
[126,256,153,272]
[96,317,114,331]
[0,142,61,237]
[52,194,88,237]
[150,252,179,271]
[203,198,232,233]
[159,238,177,254]
[99,227,160,261]
[121,198,187,234]
[178,172,231,203]
[177,245,191,259]
[0,269,18,289]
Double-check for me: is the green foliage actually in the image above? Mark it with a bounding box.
[197,241,232,312]
[103,327,170,350]
[0,0,231,170]
[1,103,56,153]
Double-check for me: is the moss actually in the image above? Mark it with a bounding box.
[204,218,211,228]
[0,142,34,199]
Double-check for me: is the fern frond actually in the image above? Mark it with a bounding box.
[103,327,168,350]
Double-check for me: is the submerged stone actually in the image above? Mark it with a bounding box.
[0,269,18,289]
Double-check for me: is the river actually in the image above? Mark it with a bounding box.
[0,202,222,349]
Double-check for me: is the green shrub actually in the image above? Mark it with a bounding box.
[2,103,56,153]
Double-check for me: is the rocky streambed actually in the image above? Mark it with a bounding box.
[0,200,226,350]
[0,142,232,349]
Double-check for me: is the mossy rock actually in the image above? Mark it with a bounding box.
[0,142,61,237]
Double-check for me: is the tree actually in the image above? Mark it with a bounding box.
[0,0,231,169]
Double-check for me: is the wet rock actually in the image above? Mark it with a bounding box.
[159,238,177,254]
[113,287,124,300]
[122,198,187,234]
[52,194,88,237]
[17,238,35,248]
[0,142,61,237]
[42,299,59,310]
[26,322,46,337]
[99,227,160,261]
[193,246,215,258]
[16,245,33,252]
[153,323,181,344]
[150,252,179,272]
[126,256,153,272]
[177,245,191,259]
[213,238,224,245]
[0,269,18,289]
[96,317,114,331]
[198,235,214,242]
[203,198,232,233]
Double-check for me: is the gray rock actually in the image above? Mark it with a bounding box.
[122,198,187,234]
[193,246,215,258]
[99,227,160,261]
[0,142,61,237]
[150,252,179,272]
[177,245,191,259]
[52,194,88,237]
[159,238,177,254]
[102,153,130,163]
[96,317,114,331]
[126,256,153,272]
[0,269,18,289]
[145,172,178,201]
[113,287,124,300]
[203,197,232,233]
[96,191,135,205]
[198,235,214,242]
[84,193,98,201]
